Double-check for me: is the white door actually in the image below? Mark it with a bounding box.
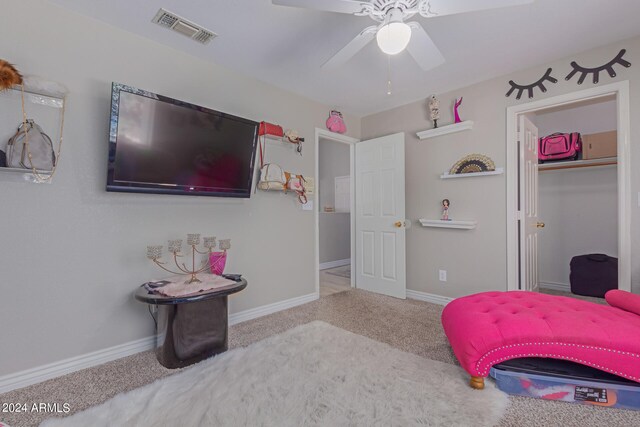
[519,115,540,292]
[355,133,406,299]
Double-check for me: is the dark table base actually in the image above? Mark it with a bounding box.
[155,296,228,369]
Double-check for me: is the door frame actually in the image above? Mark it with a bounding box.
[506,81,631,292]
[315,128,360,296]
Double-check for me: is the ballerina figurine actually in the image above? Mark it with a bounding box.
[454,97,463,123]
[428,95,440,128]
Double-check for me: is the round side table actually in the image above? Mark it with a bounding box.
[134,277,247,368]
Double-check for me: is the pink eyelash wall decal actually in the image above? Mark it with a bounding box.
[506,68,558,100]
[565,49,631,84]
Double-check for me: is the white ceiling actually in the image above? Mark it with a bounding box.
[48,0,640,116]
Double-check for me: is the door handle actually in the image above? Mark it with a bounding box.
[536,222,545,228]
[394,221,404,228]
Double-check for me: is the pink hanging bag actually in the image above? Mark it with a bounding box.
[326,110,346,134]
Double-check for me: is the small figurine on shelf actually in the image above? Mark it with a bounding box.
[428,95,440,128]
[454,97,463,123]
[441,199,451,221]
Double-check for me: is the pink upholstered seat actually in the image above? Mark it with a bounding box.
[441,291,640,383]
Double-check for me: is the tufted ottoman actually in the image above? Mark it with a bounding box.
[441,291,640,390]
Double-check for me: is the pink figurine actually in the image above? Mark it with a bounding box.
[441,199,450,221]
[454,97,463,123]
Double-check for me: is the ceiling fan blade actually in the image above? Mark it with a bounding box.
[322,25,377,70]
[406,22,445,71]
[272,0,370,14]
[422,0,534,17]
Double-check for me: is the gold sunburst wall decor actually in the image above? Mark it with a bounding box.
[449,154,496,175]
[0,59,23,91]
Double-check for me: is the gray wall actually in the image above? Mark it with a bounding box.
[0,0,359,376]
[362,37,640,298]
[536,100,618,286]
[318,139,351,264]
[535,99,617,136]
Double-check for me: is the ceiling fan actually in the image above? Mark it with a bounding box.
[272,0,534,70]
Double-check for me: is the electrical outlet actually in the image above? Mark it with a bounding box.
[439,270,447,282]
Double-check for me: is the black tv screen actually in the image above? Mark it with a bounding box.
[107,83,258,197]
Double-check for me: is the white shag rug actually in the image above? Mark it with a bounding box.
[41,321,508,427]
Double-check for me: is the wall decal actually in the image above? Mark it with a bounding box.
[565,49,631,84]
[506,68,557,100]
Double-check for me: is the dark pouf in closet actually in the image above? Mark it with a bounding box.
[570,254,618,298]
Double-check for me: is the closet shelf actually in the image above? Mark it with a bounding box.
[538,157,617,171]
[440,168,504,179]
[416,121,473,140]
[418,219,477,230]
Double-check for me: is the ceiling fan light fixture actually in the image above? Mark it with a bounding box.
[376,21,411,55]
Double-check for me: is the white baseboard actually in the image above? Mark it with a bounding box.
[319,259,350,270]
[406,289,454,306]
[539,281,571,292]
[0,292,319,395]
[229,292,318,325]
[0,335,157,395]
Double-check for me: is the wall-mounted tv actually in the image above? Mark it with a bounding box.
[107,83,259,198]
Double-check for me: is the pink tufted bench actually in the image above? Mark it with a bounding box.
[441,291,640,390]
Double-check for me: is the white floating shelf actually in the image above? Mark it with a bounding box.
[538,157,617,171]
[0,167,52,183]
[440,168,504,179]
[419,219,477,230]
[416,121,473,140]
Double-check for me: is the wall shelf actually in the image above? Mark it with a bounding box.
[416,120,473,140]
[419,219,477,230]
[0,80,66,185]
[0,167,52,183]
[440,168,504,179]
[538,157,617,172]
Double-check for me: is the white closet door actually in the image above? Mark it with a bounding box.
[519,115,540,292]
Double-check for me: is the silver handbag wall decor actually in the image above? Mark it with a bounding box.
[6,119,56,171]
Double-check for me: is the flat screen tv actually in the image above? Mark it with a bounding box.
[107,83,259,198]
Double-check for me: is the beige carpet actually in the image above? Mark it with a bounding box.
[1,289,639,426]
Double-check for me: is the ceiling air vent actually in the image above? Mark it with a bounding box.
[152,8,217,45]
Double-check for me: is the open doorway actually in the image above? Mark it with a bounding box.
[314,129,358,298]
[506,82,632,298]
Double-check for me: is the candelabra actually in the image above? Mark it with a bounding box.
[146,234,231,284]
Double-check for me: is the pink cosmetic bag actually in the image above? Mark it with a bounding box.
[538,132,581,162]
